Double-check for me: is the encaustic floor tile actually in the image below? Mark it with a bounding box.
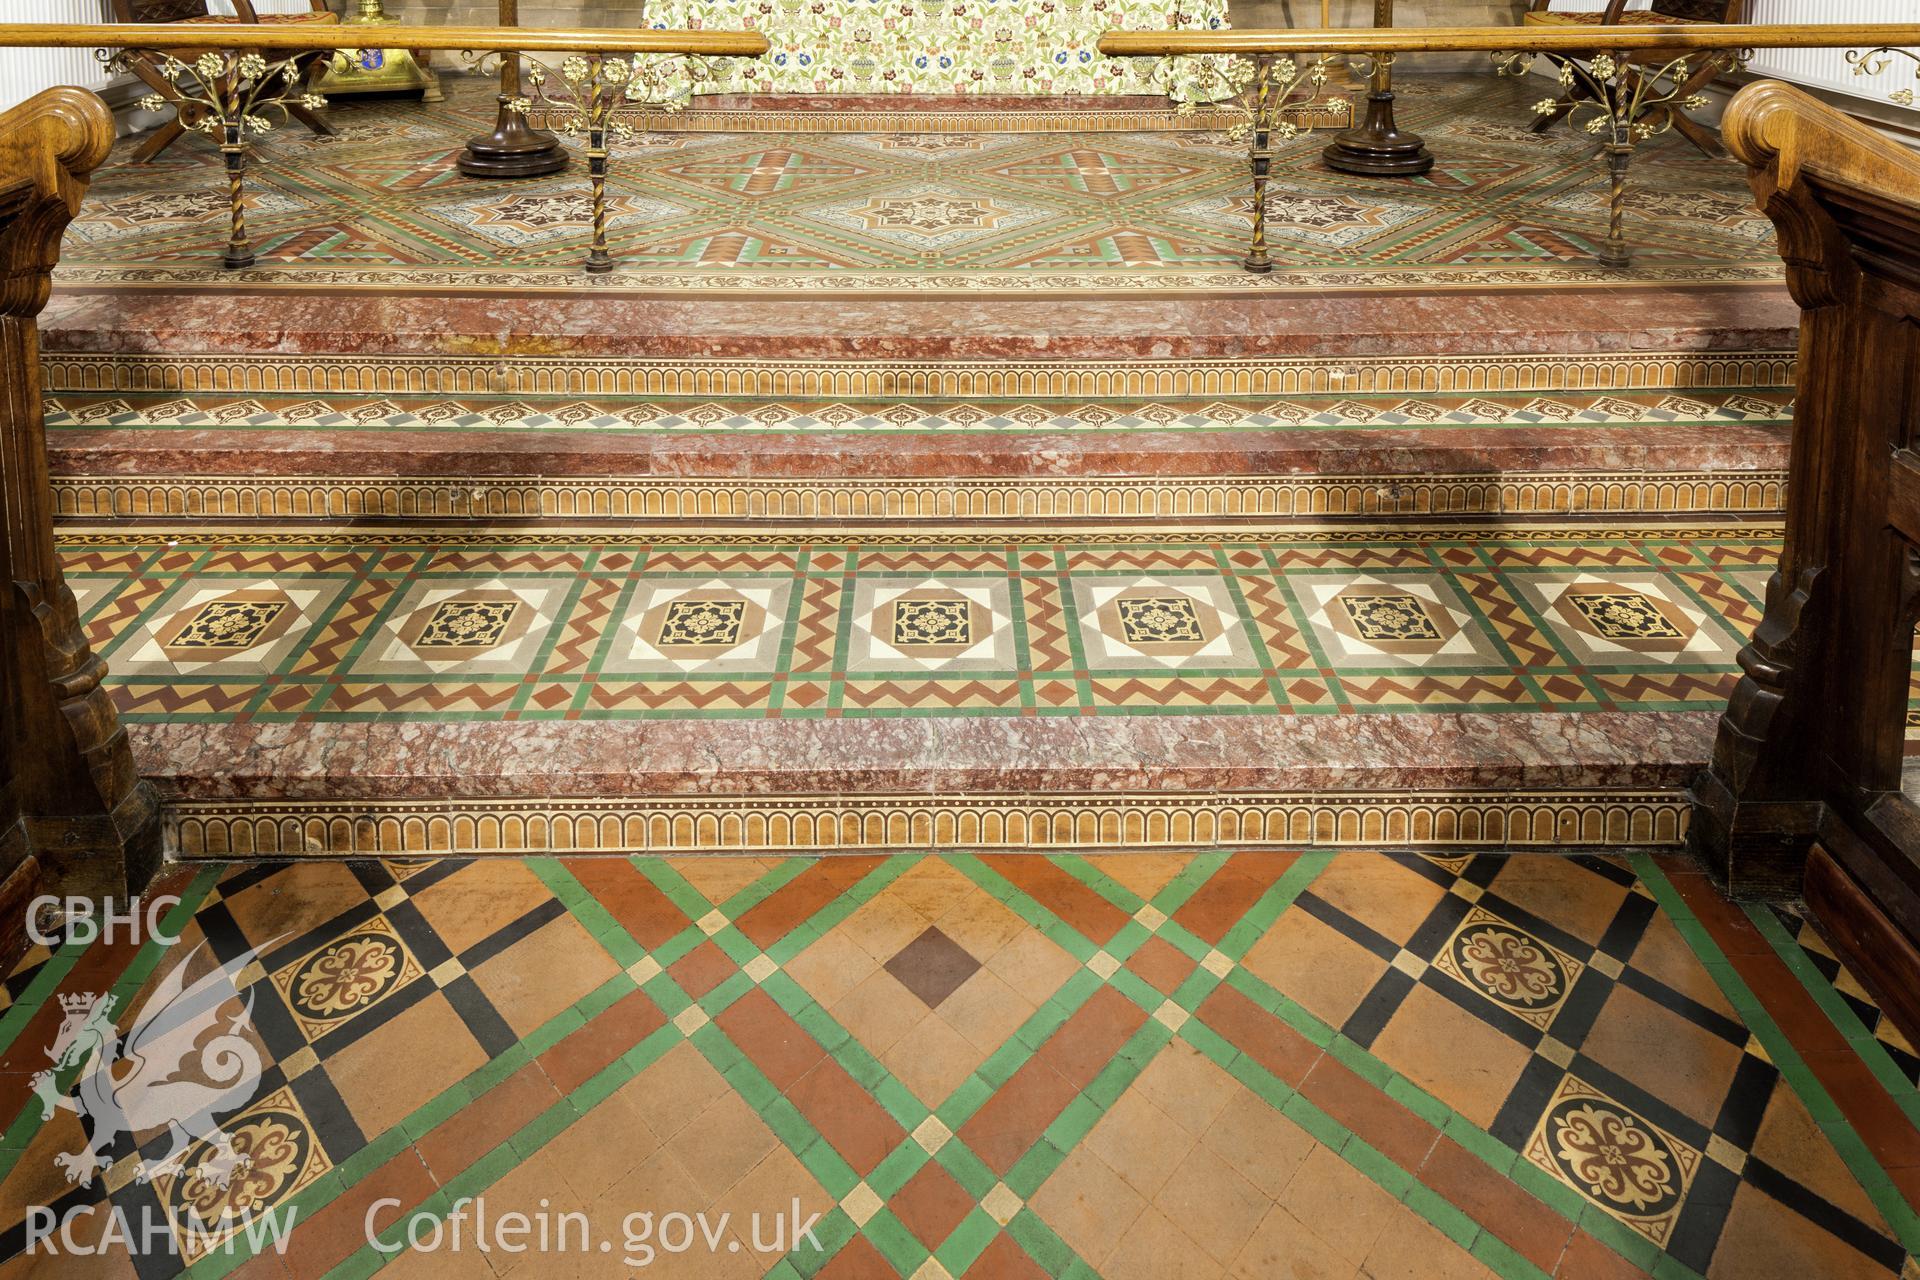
[0,850,1913,1278]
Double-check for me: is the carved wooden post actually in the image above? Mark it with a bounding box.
[0,89,160,918]
[1691,83,1920,948]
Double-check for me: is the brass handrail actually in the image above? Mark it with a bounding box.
[1098,24,1920,57]
[0,23,769,55]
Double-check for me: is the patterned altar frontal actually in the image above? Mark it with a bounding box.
[650,0,1231,96]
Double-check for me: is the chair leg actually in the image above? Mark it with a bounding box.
[1667,108,1725,158]
[132,116,187,163]
[289,102,336,137]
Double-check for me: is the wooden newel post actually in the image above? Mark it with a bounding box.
[1,89,161,917]
[458,0,569,178]
[1322,0,1434,177]
[1691,81,1920,1033]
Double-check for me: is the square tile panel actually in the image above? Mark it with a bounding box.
[1296,573,1508,670]
[1071,574,1257,671]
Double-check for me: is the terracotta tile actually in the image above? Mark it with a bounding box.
[784,1057,905,1177]
[1134,1038,1239,1137]
[1199,1085,1317,1199]
[537,988,668,1095]
[884,926,982,1008]
[1799,1049,1920,1171]
[1036,986,1148,1088]
[1228,1203,1356,1280]
[1154,1140,1272,1266]
[614,1041,732,1143]
[1627,910,1736,1020]
[1706,1181,1902,1279]
[1277,1144,1402,1269]
[1553,1229,1652,1280]
[1103,1205,1223,1280]
[888,1161,976,1250]
[716,988,828,1092]
[963,1233,1048,1280]
[667,1088,780,1204]
[563,859,689,950]
[1174,856,1294,945]
[671,941,742,1001]
[1195,985,1322,1086]
[1312,856,1447,948]
[284,1148,438,1280]
[731,862,845,949]
[1369,984,1533,1128]
[816,1234,901,1279]
[1360,1203,1499,1280]
[1417,1137,1574,1274]
[220,861,374,949]
[416,1062,562,1180]
[327,991,489,1140]
[1028,1143,1148,1267]
[984,926,1081,1005]
[784,927,879,1008]
[1127,936,1198,995]
[1298,1055,1439,1171]
[979,857,1131,944]
[1665,870,1775,957]
[408,860,554,956]
[468,914,622,1037]
[960,1057,1080,1175]
[881,1009,983,1105]
[1239,909,1388,1032]
[1580,984,1747,1129]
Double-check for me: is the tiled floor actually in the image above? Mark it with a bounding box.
[53,75,1779,290]
[0,851,1914,1279]
[63,526,1779,723]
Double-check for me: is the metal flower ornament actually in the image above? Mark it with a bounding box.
[99,47,336,269]
[1847,45,1920,107]
[481,51,720,273]
[1496,47,1748,269]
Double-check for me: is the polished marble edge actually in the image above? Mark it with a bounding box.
[48,468,1791,522]
[38,350,1800,404]
[128,711,1719,802]
[160,788,1691,857]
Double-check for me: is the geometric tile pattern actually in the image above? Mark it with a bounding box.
[53,76,1781,291]
[0,850,1912,1279]
[60,526,1778,723]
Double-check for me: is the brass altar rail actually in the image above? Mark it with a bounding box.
[0,24,769,56]
[1097,24,1920,57]
[1100,23,1920,273]
[0,23,768,272]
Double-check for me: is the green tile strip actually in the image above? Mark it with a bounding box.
[1631,853,1920,1255]
[1745,904,1920,1127]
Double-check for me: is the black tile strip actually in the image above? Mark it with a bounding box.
[1617,966,1749,1047]
[287,1063,366,1166]
[440,973,520,1059]
[1595,887,1657,962]
[383,899,454,970]
[1471,891,1596,961]
[308,978,434,1060]
[259,899,384,973]
[1666,1158,1740,1273]
[112,1178,182,1280]
[1572,854,1639,889]
[1710,1053,1778,1151]
[1404,893,1473,959]
[1489,1055,1564,1148]
[1565,1052,1713,1150]
[0,1183,101,1266]
[1419,969,1547,1051]
[1542,966,1611,1048]
[1295,892,1400,964]
[1745,1156,1909,1272]
[456,897,568,971]
[1342,968,1416,1050]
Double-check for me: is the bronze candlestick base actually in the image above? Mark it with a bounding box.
[1322,86,1433,177]
[459,94,569,178]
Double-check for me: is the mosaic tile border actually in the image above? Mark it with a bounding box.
[39,351,1799,403]
[48,470,1792,522]
[163,790,1693,858]
[640,103,1262,133]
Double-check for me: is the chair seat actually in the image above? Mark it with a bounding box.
[1523,10,1707,24]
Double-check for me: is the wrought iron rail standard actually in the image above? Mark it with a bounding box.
[0,23,768,270]
[1100,23,1920,272]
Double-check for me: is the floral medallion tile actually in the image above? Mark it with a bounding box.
[1071,574,1256,671]
[106,578,353,677]
[611,576,795,676]
[151,1085,333,1263]
[267,915,424,1041]
[348,578,567,677]
[1507,573,1743,666]
[1432,904,1585,1031]
[1523,1074,1701,1247]
[847,577,1013,673]
[1297,573,1506,670]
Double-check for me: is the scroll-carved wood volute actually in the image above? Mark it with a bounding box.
[0,89,158,925]
[1692,81,1920,1036]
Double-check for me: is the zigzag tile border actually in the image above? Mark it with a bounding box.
[163,789,1692,858]
[49,470,1790,521]
[40,351,1799,402]
[640,103,1264,133]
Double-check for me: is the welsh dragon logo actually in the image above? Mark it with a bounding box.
[34,940,270,1189]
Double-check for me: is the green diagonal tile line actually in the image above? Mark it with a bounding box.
[1631,853,1920,1256]
[1745,902,1920,1125]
